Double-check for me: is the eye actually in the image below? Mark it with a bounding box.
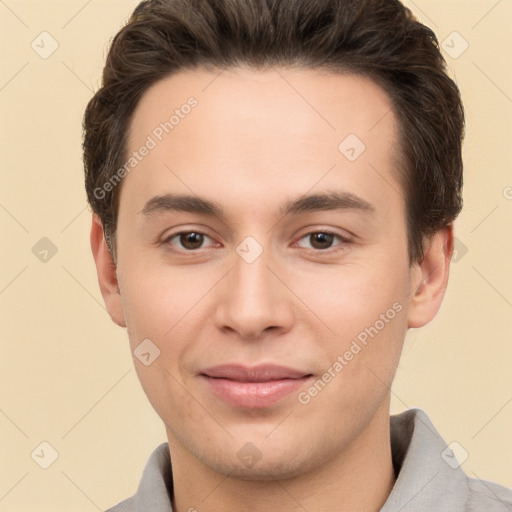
[164,231,218,251]
[295,231,349,252]
[163,229,349,253]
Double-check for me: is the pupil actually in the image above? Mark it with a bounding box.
[311,233,333,249]
[181,232,203,249]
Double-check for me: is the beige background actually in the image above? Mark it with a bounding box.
[0,0,511,510]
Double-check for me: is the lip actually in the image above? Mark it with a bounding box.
[199,364,313,408]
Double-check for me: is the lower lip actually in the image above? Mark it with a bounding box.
[201,375,313,408]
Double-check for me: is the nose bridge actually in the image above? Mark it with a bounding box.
[232,247,274,302]
[213,240,294,338]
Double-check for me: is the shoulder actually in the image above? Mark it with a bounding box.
[103,442,172,512]
[104,496,136,512]
[465,476,512,511]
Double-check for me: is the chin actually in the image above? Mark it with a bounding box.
[200,447,319,482]
[215,461,308,482]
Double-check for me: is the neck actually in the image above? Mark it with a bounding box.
[167,403,395,512]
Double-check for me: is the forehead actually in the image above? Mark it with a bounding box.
[121,67,403,220]
[128,66,397,146]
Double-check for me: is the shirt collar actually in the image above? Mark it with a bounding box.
[382,408,468,511]
[127,408,470,512]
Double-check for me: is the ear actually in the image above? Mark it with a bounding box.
[407,224,454,328]
[90,214,126,328]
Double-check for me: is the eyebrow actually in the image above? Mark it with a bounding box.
[139,191,376,219]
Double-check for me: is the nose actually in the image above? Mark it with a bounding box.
[213,245,295,340]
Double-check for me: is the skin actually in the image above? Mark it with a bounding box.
[91,67,453,512]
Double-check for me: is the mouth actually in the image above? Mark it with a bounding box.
[199,364,314,408]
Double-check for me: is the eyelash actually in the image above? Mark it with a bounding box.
[162,229,351,254]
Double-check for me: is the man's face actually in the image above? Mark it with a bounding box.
[112,67,421,478]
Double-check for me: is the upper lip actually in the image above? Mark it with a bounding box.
[200,364,311,382]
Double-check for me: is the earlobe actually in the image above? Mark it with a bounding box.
[90,214,126,328]
[407,225,454,329]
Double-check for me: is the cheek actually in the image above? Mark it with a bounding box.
[290,254,410,390]
[118,261,206,344]
[116,263,204,418]
[291,256,407,334]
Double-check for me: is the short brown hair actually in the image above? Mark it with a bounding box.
[83,0,464,265]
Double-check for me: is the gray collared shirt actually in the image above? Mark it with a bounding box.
[105,408,512,511]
